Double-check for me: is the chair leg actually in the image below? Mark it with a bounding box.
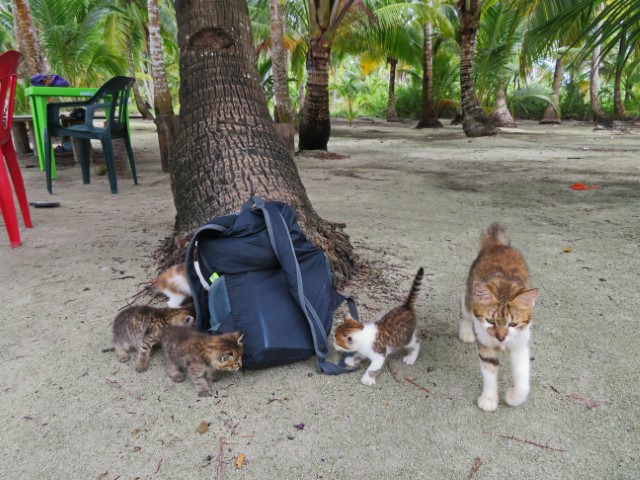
[101,138,118,194]
[45,129,54,194]
[3,138,32,228]
[78,139,91,185]
[0,148,21,247]
[122,134,138,186]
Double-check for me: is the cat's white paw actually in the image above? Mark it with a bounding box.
[505,386,529,407]
[344,355,360,367]
[403,350,419,365]
[360,374,376,386]
[458,326,475,344]
[477,394,499,412]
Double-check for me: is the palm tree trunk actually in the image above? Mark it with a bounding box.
[11,0,49,83]
[416,22,442,129]
[148,0,176,172]
[270,0,295,154]
[298,39,332,150]
[457,0,496,137]
[540,57,563,124]
[386,57,400,122]
[613,34,627,120]
[590,44,612,127]
[490,84,516,127]
[127,48,154,120]
[168,0,356,283]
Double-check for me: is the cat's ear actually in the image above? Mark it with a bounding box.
[511,288,539,309]
[185,315,195,326]
[342,312,355,323]
[473,282,497,304]
[234,332,244,344]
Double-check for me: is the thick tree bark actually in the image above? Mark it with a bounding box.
[457,0,495,137]
[11,0,49,83]
[148,0,176,172]
[540,56,563,124]
[490,84,516,127]
[269,0,295,154]
[168,0,356,283]
[416,23,442,129]
[298,40,332,150]
[386,57,400,122]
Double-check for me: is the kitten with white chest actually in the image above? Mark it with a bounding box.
[152,261,209,307]
[113,305,195,372]
[334,267,424,386]
[459,223,539,412]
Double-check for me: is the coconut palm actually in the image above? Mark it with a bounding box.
[333,0,422,122]
[168,0,356,281]
[11,0,49,83]
[456,0,496,137]
[298,0,372,150]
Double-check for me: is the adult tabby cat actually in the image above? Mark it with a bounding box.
[334,267,423,386]
[113,305,195,372]
[459,223,539,412]
[161,327,243,397]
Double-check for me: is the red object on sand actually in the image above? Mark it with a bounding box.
[569,183,601,190]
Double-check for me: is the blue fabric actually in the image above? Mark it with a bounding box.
[185,197,356,372]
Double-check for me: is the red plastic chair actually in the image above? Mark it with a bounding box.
[0,50,32,248]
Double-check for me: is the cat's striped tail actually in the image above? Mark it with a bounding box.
[480,223,510,250]
[405,267,424,310]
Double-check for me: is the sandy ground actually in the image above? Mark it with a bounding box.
[1,118,639,479]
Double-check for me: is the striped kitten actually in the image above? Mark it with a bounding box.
[334,268,424,386]
[161,327,243,397]
[459,223,539,412]
[113,305,195,372]
[153,262,209,308]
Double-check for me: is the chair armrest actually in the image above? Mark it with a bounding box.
[84,102,110,124]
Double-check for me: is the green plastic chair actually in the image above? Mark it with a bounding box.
[44,76,138,194]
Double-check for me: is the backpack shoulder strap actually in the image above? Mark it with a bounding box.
[252,196,355,375]
[185,222,227,331]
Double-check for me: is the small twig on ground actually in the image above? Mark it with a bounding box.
[404,377,430,395]
[467,457,482,479]
[549,385,561,395]
[154,458,163,474]
[569,393,611,410]
[217,437,226,480]
[486,432,568,453]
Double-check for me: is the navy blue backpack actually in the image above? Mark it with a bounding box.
[184,196,357,374]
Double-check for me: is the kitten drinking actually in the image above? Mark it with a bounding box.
[459,223,539,412]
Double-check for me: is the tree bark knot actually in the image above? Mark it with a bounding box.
[188,28,236,53]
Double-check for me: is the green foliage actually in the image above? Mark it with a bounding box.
[509,83,552,119]
[394,82,423,120]
[560,79,592,119]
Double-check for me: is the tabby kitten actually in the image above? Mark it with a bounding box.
[334,267,424,386]
[153,261,209,308]
[113,305,195,372]
[459,223,539,412]
[161,327,244,397]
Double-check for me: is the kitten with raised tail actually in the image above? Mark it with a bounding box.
[153,261,209,308]
[334,267,424,386]
[161,327,244,397]
[113,305,195,372]
[459,223,539,412]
